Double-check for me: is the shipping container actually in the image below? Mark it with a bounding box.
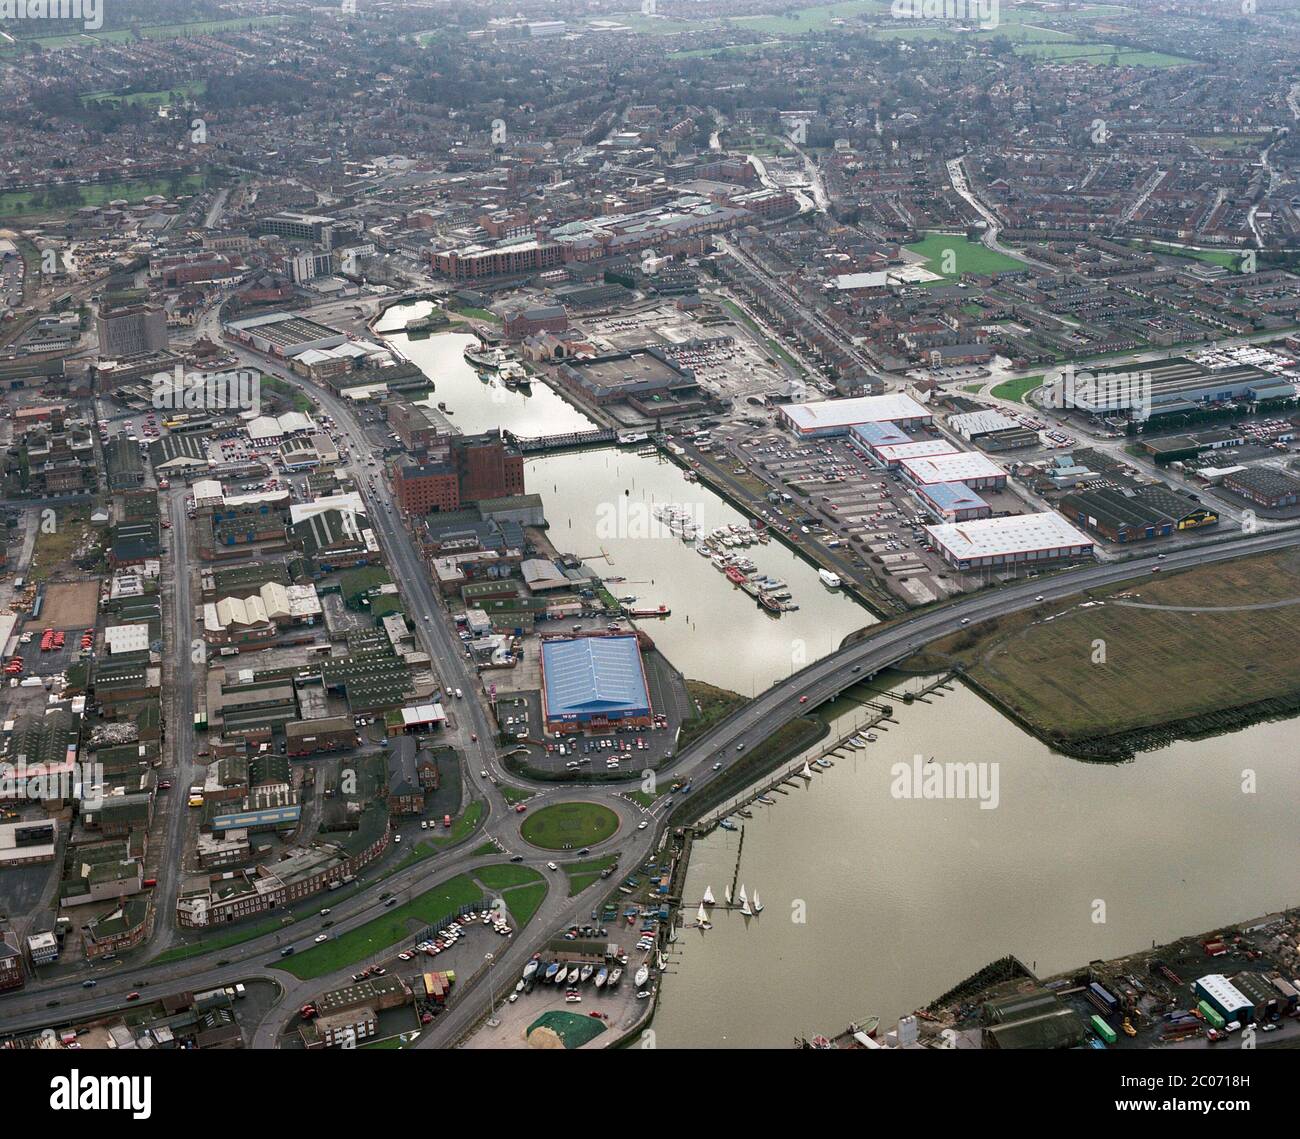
[1088,982,1119,1014]
[1198,1000,1226,1029]
[1090,1015,1117,1045]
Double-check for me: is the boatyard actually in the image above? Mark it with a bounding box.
[802,907,1300,1051]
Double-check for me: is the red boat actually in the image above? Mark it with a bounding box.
[724,567,748,585]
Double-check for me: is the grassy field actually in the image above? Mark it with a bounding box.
[990,374,1045,404]
[498,783,535,806]
[906,232,1028,283]
[503,882,548,926]
[519,801,620,850]
[474,863,544,891]
[560,855,619,897]
[904,548,1300,749]
[0,175,203,218]
[273,875,483,980]
[1127,239,1243,270]
[82,82,206,107]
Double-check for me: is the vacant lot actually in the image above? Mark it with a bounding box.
[906,548,1300,749]
[40,580,100,628]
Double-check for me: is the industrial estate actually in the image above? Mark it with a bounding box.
[0,0,1296,1107]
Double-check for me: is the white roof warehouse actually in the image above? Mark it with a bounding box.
[925,512,1095,570]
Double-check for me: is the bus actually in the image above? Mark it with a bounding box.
[193,710,208,732]
[1090,1015,1117,1046]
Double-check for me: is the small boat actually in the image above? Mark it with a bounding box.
[759,593,783,614]
[737,884,747,908]
[740,898,753,916]
[580,964,595,984]
[724,886,732,905]
[719,818,737,831]
[702,886,716,906]
[554,965,569,986]
[636,989,653,1000]
[819,569,842,589]
[753,891,764,913]
[595,967,608,988]
[657,952,667,971]
[818,758,834,768]
[634,963,650,988]
[544,962,559,983]
[697,903,710,924]
[609,967,623,987]
[522,958,540,981]
[866,733,878,742]
[802,761,813,777]
[737,809,753,819]
[756,794,775,806]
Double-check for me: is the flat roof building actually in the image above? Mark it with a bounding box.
[780,393,932,437]
[926,512,1094,571]
[540,635,651,732]
[899,451,1006,489]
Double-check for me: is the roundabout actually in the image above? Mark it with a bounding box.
[519,801,621,850]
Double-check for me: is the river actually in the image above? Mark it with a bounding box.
[379,313,1300,1050]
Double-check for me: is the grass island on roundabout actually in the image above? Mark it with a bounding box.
[519,801,621,850]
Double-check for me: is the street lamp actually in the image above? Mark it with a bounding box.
[484,952,499,1028]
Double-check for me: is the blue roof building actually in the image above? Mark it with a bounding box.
[540,635,651,729]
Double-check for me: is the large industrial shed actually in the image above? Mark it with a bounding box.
[539,635,651,733]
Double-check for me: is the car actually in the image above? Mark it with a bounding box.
[638,820,648,830]
[713,762,722,770]
[398,952,412,961]
[315,933,328,943]
[509,854,525,862]
[515,803,527,813]
[479,769,488,778]
[798,695,808,704]
[320,908,331,916]
[547,861,558,871]
[471,733,477,742]
[384,897,398,907]
[423,614,431,622]
[126,992,140,1001]
[851,665,861,674]
[960,617,971,625]
[1151,566,1161,573]
[736,742,745,751]
[508,991,520,1003]
[394,833,402,842]
[82,980,97,988]
[421,820,428,829]
[1034,595,1045,602]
